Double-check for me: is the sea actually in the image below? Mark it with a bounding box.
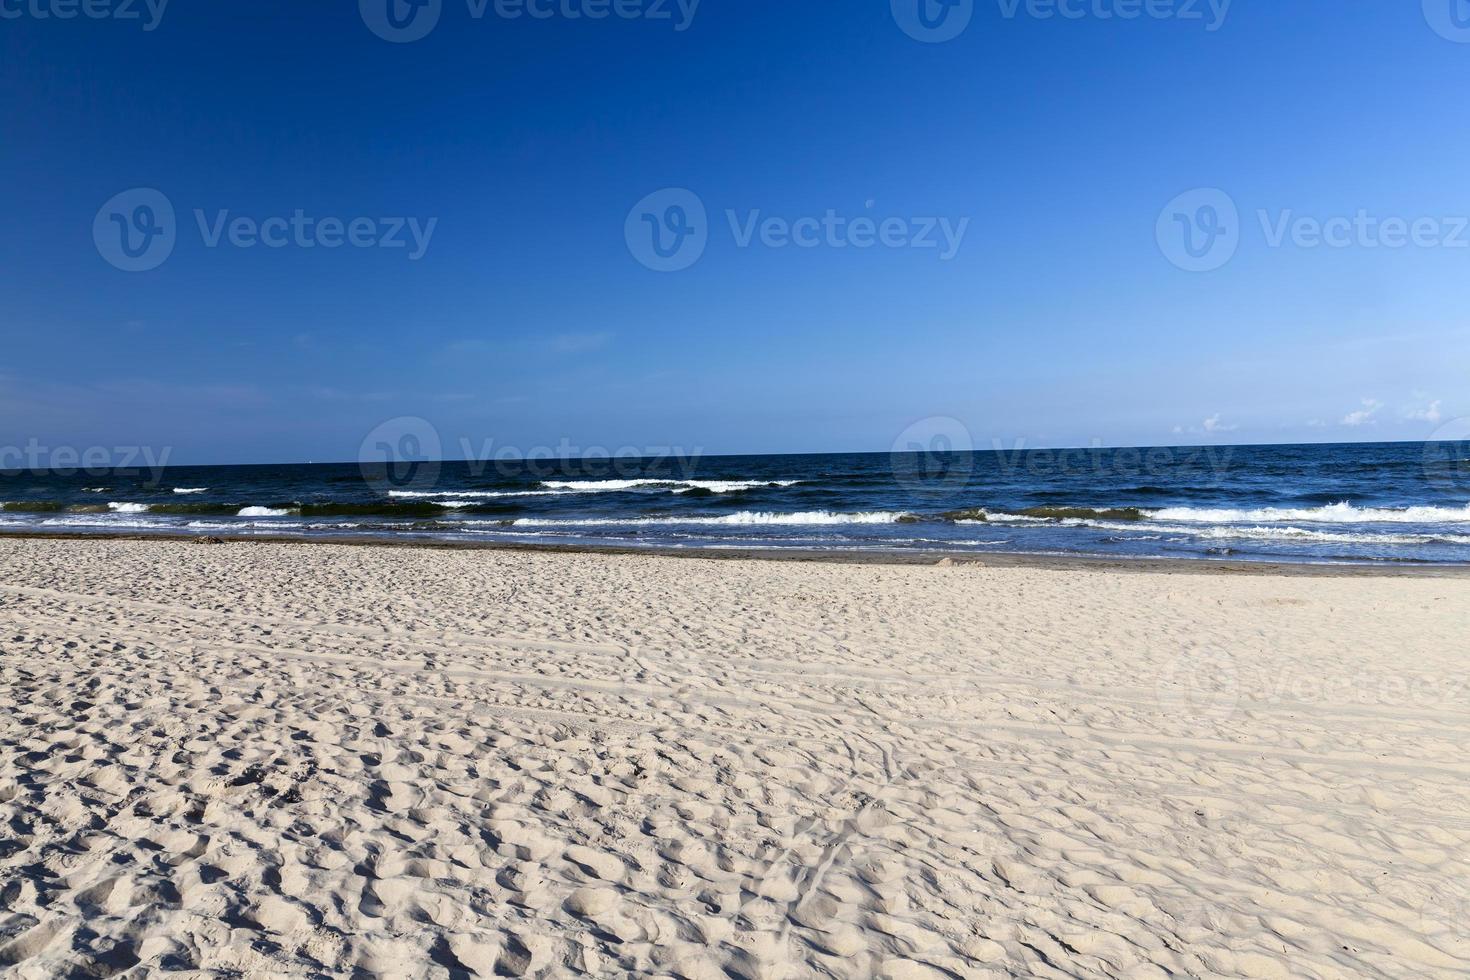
[3,441,1469,565]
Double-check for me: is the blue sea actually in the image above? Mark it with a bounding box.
[3,441,1469,565]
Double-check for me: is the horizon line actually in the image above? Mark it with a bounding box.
[0,436,1458,474]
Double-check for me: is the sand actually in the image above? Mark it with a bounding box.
[0,536,1467,978]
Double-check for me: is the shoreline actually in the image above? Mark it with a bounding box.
[5,526,1469,578]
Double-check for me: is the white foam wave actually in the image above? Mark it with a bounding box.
[539,479,801,494]
[41,515,160,529]
[172,487,208,494]
[512,511,908,528]
[186,521,360,532]
[672,480,803,493]
[388,490,572,500]
[108,502,151,514]
[1067,519,1468,547]
[1196,526,1466,546]
[1146,502,1470,524]
[959,512,1050,525]
[237,506,294,517]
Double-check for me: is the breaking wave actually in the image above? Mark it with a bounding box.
[1146,502,1470,524]
[539,479,802,494]
[513,510,910,527]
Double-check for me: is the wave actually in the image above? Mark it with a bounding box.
[951,502,1470,526]
[1147,502,1470,524]
[1,501,66,513]
[539,479,802,494]
[388,490,571,500]
[945,506,1146,523]
[172,487,208,494]
[1191,525,1470,546]
[38,515,162,530]
[185,520,364,532]
[944,509,1049,525]
[1043,517,1470,547]
[48,500,530,519]
[512,510,911,527]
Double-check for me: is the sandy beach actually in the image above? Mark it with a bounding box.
[0,536,1467,978]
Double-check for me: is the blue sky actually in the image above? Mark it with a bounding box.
[3,1,1468,464]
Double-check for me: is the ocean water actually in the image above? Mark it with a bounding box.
[3,442,1469,565]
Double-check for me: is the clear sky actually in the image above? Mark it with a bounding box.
[3,1,1468,464]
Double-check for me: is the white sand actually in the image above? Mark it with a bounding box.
[0,536,1467,978]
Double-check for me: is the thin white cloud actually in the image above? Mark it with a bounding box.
[1342,398,1383,427]
[1403,399,1443,424]
[1176,414,1238,436]
[550,331,613,354]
